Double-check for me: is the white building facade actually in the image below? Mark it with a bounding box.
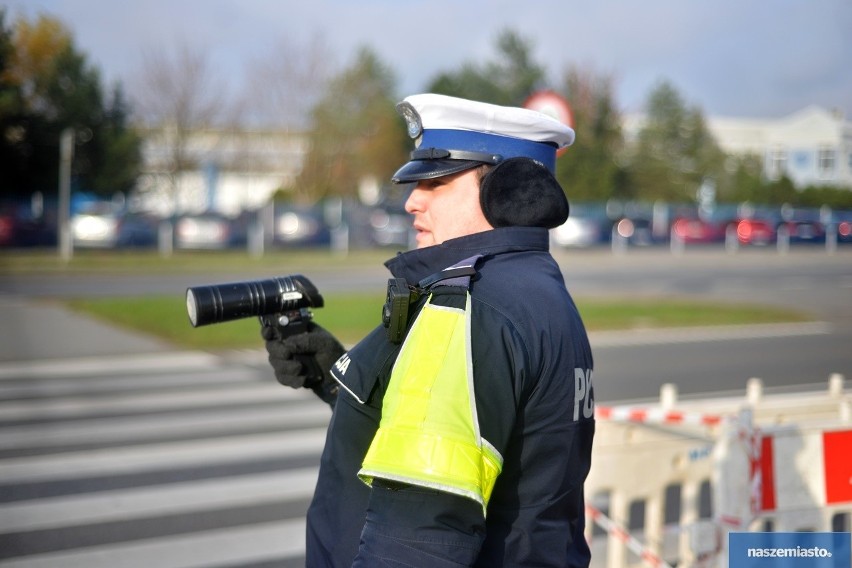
[135,126,307,217]
[626,106,852,190]
[710,106,852,189]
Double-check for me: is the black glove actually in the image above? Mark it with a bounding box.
[262,322,345,405]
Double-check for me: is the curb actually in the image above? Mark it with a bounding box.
[588,321,832,348]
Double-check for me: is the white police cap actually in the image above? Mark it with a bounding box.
[392,93,575,184]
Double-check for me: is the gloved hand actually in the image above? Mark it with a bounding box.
[262,322,345,405]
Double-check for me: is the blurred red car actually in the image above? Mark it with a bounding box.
[0,211,14,246]
[733,218,776,246]
[837,217,852,243]
[670,217,725,244]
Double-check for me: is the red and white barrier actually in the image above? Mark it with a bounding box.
[595,405,724,427]
[586,504,674,568]
[753,427,852,512]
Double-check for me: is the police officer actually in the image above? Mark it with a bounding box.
[263,93,595,567]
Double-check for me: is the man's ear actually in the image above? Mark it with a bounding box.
[479,157,570,229]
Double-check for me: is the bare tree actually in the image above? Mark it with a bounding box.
[243,31,336,130]
[131,40,235,213]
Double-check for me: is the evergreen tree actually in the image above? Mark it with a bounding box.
[626,81,726,203]
[426,30,546,106]
[0,11,140,199]
[555,65,626,202]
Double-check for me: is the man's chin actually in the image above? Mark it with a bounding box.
[414,232,434,248]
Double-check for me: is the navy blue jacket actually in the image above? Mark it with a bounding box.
[307,226,595,567]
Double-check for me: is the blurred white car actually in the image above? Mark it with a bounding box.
[174,213,246,250]
[551,216,607,247]
[71,204,157,248]
[272,204,330,247]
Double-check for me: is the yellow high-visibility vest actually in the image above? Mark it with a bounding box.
[358,292,503,515]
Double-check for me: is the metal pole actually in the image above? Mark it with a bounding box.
[776,224,789,255]
[670,226,684,255]
[611,224,627,255]
[725,225,739,254]
[826,223,837,254]
[247,217,264,258]
[58,128,74,262]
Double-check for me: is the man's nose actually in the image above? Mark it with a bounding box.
[404,186,425,214]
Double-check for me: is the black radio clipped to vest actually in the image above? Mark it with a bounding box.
[382,278,421,344]
[381,264,478,344]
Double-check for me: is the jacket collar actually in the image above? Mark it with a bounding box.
[384,226,550,284]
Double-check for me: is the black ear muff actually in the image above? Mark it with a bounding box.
[479,157,570,229]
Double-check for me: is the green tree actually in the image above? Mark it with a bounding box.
[797,185,852,209]
[555,65,626,202]
[626,81,726,203]
[296,47,407,202]
[426,30,546,106]
[0,11,140,199]
[0,9,28,192]
[723,154,765,203]
[91,84,142,194]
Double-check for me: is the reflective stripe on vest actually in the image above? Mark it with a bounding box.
[358,292,503,515]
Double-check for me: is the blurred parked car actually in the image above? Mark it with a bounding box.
[670,216,726,244]
[776,213,826,245]
[730,216,776,246]
[272,204,330,247]
[612,216,658,246]
[831,211,852,244]
[71,204,157,248]
[0,209,16,246]
[367,202,412,248]
[174,212,247,250]
[551,205,611,248]
[552,217,607,247]
[0,204,57,247]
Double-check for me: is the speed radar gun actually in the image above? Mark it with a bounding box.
[186,274,325,378]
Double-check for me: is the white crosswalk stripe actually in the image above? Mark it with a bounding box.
[0,520,307,568]
[0,405,329,451]
[0,375,309,421]
[0,469,318,533]
[0,356,327,566]
[0,429,328,484]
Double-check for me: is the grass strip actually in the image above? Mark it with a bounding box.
[62,294,811,351]
[0,249,392,274]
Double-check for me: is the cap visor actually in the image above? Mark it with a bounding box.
[392,159,482,184]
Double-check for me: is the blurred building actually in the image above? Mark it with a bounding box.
[624,106,852,190]
[134,126,307,217]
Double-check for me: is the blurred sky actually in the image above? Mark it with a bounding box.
[7,0,852,119]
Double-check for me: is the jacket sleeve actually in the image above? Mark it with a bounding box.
[352,480,486,567]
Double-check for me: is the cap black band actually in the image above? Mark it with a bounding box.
[410,147,502,165]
